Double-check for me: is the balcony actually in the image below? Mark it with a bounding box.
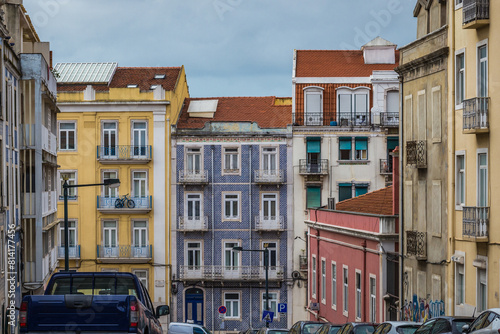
[463,0,489,29]
[380,112,399,127]
[463,206,489,242]
[337,112,370,127]
[57,245,81,259]
[463,97,489,134]
[42,191,57,216]
[406,140,427,168]
[97,196,152,214]
[178,170,209,185]
[299,160,329,175]
[303,112,324,126]
[178,265,284,281]
[379,159,393,175]
[178,216,209,232]
[97,245,152,263]
[42,126,57,156]
[254,170,285,185]
[96,145,152,164]
[406,231,427,260]
[255,216,285,231]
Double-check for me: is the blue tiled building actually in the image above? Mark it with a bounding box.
[171,97,293,332]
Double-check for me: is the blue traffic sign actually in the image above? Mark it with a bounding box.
[262,310,274,322]
[218,305,227,314]
[278,303,287,313]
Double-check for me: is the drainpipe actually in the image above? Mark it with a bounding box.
[249,145,253,329]
[211,145,215,330]
[362,240,367,322]
[398,73,404,321]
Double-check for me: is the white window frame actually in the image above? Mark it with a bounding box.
[185,147,202,173]
[369,275,376,322]
[321,258,326,304]
[101,120,118,156]
[222,192,241,221]
[476,149,488,207]
[58,121,77,151]
[58,170,78,201]
[261,241,278,267]
[185,240,202,268]
[59,220,77,248]
[455,49,466,109]
[476,261,487,312]
[304,87,324,125]
[222,146,240,175]
[261,291,279,316]
[476,39,488,98]
[131,120,148,156]
[312,255,317,299]
[261,192,278,222]
[331,262,337,310]
[132,170,148,198]
[223,241,240,269]
[102,220,118,248]
[455,151,466,209]
[355,270,362,321]
[223,291,241,319]
[133,269,148,290]
[185,192,203,221]
[343,265,349,316]
[261,146,279,173]
[336,86,370,126]
[102,170,119,198]
[132,220,148,248]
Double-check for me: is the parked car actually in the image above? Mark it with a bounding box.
[463,308,500,334]
[414,316,475,334]
[374,322,422,334]
[256,327,289,334]
[245,330,259,334]
[289,321,325,334]
[169,322,212,334]
[314,323,344,334]
[338,322,379,334]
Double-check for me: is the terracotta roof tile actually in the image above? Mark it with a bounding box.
[57,67,181,92]
[177,96,292,129]
[335,186,393,216]
[295,50,399,77]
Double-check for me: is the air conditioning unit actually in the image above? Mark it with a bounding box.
[328,198,335,210]
[309,302,320,311]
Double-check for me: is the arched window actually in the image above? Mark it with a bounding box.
[304,87,324,125]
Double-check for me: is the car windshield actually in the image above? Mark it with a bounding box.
[330,327,342,334]
[354,325,377,334]
[304,324,323,334]
[453,320,473,333]
[396,326,420,334]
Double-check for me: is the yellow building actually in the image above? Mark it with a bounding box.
[448,0,495,316]
[55,63,189,317]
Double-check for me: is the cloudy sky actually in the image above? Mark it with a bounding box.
[23,0,417,98]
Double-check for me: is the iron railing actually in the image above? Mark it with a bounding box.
[463,206,489,239]
[254,170,285,184]
[406,231,427,259]
[337,112,370,126]
[97,245,152,259]
[304,112,324,126]
[97,196,152,210]
[463,97,489,131]
[178,170,209,184]
[406,140,427,168]
[178,265,284,280]
[380,159,392,174]
[255,216,285,230]
[97,145,152,161]
[380,112,399,127]
[178,216,209,231]
[57,245,80,259]
[298,159,329,175]
[463,0,489,25]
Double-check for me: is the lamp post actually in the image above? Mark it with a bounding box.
[62,178,120,271]
[233,245,270,327]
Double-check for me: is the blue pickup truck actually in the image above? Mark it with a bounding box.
[20,272,169,334]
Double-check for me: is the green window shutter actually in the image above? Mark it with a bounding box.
[355,138,367,150]
[339,138,351,150]
[307,138,321,153]
[355,185,368,197]
[338,184,352,202]
[387,136,399,152]
[306,186,321,208]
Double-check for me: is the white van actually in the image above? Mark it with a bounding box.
[168,322,212,334]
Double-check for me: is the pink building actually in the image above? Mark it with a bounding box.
[306,151,400,323]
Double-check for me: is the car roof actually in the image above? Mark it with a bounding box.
[380,322,422,326]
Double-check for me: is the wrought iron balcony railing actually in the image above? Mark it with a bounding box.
[406,231,427,259]
[178,216,209,231]
[463,206,489,240]
[380,112,399,127]
[304,112,324,126]
[380,159,393,175]
[97,196,152,212]
[97,145,152,163]
[254,170,285,184]
[337,112,370,126]
[97,245,152,260]
[299,159,329,175]
[255,216,285,231]
[57,245,81,259]
[406,140,427,168]
[463,97,489,133]
[463,0,489,28]
[178,170,209,184]
[178,265,284,281]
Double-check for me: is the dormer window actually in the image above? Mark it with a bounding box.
[127,84,138,88]
[304,87,324,126]
[154,74,166,79]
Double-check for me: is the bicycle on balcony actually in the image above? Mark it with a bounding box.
[114,194,135,209]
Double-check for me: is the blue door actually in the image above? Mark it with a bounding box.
[185,288,204,325]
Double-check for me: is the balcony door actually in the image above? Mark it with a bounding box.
[132,121,147,157]
[103,221,118,257]
[102,122,117,157]
[261,193,277,228]
[133,221,148,257]
[224,242,240,278]
[306,138,321,172]
[132,171,147,199]
[262,147,277,176]
[187,242,202,277]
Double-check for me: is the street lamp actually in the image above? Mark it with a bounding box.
[62,178,120,271]
[233,244,270,328]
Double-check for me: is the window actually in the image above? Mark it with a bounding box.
[223,147,239,173]
[386,91,399,113]
[59,220,77,248]
[186,193,202,220]
[186,242,201,268]
[343,267,349,313]
[370,276,376,322]
[59,171,77,200]
[224,292,240,319]
[455,0,463,8]
[304,87,323,125]
[456,153,465,207]
[261,193,277,221]
[132,121,147,156]
[321,259,326,303]
[132,221,148,248]
[477,152,487,207]
[312,256,317,298]
[478,43,487,98]
[339,184,352,202]
[186,147,202,173]
[262,147,277,173]
[355,184,368,197]
[223,193,240,220]
[306,186,321,209]
[133,270,148,290]
[337,88,370,125]
[456,262,464,305]
[355,271,362,319]
[263,241,278,267]
[102,121,117,157]
[477,268,487,312]
[339,137,352,160]
[103,171,118,198]
[355,137,368,160]
[262,292,278,314]
[455,52,465,106]
[331,263,337,309]
[59,122,76,150]
[306,138,321,171]
[224,242,239,269]
[102,220,118,257]
[132,171,147,198]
